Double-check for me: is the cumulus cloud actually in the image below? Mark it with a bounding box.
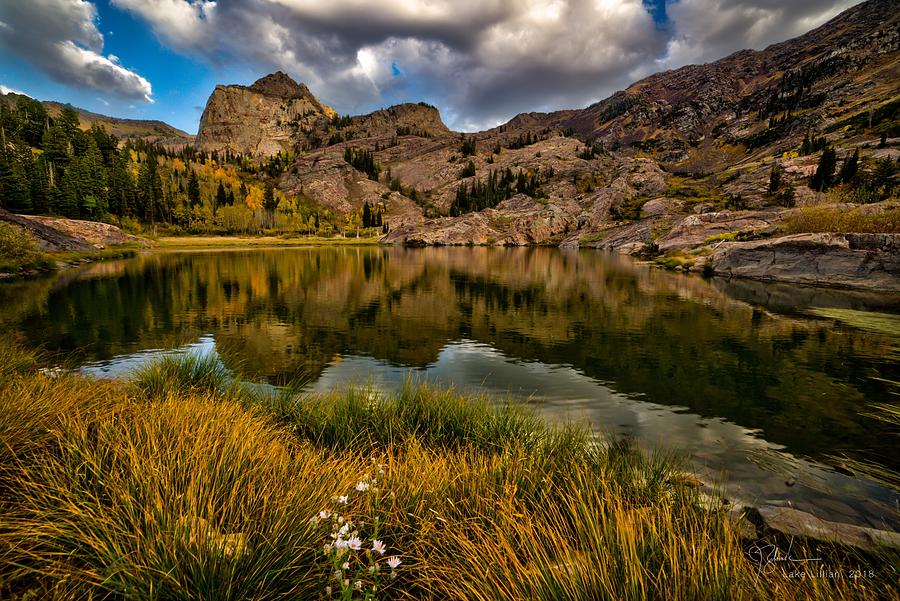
[0,84,26,96]
[111,0,859,129]
[0,0,153,102]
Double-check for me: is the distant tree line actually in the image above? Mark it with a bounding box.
[450,168,542,216]
[343,147,380,180]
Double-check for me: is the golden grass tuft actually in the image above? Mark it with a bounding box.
[0,341,896,600]
[783,206,900,234]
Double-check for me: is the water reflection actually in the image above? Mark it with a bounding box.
[3,247,899,528]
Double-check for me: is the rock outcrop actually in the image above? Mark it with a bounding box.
[0,209,147,251]
[342,103,450,140]
[709,233,900,291]
[196,72,337,156]
[385,196,576,246]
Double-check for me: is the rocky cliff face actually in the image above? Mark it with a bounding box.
[196,72,337,156]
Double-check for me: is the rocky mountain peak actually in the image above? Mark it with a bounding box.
[197,71,337,156]
[248,71,311,99]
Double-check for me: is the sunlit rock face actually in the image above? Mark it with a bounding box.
[197,72,337,157]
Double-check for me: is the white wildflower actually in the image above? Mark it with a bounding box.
[387,556,402,570]
[354,580,362,590]
[348,537,362,551]
[338,495,348,504]
[355,481,370,492]
[371,539,386,555]
[319,510,331,520]
[342,561,349,570]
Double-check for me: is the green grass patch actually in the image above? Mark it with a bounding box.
[703,231,739,244]
[578,231,610,246]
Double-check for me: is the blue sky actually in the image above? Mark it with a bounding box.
[0,0,857,133]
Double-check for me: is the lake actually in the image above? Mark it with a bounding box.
[3,246,899,529]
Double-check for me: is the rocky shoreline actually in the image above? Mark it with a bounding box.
[707,232,900,291]
[694,486,900,553]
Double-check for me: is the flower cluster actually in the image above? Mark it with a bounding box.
[311,461,402,599]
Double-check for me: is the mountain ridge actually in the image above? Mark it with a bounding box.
[0,92,194,147]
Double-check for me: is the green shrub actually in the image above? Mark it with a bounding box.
[0,222,39,262]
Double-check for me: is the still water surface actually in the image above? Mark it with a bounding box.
[3,247,899,528]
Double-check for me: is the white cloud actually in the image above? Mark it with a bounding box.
[110,0,215,51]
[0,83,25,96]
[0,0,153,102]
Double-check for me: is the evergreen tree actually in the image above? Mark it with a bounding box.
[263,183,278,227]
[16,96,48,148]
[81,137,107,214]
[215,181,227,211]
[45,184,64,215]
[108,154,136,216]
[0,150,31,213]
[837,148,859,183]
[343,147,380,180]
[137,153,163,223]
[460,135,476,156]
[57,165,81,218]
[30,156,50,214]
[57,106,81,137]
[362,201,372,228]
[768,162,782,194]
[810,147,837,192]
[41,125,71,173]
[187,170,201,207]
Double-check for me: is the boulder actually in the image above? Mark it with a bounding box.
[709,233,900,291]
[755,505,900,552]
[657,210,783,253]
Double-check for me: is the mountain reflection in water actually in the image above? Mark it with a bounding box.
[4,247,899,529]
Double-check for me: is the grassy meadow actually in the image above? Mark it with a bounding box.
[0,341,896,600]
